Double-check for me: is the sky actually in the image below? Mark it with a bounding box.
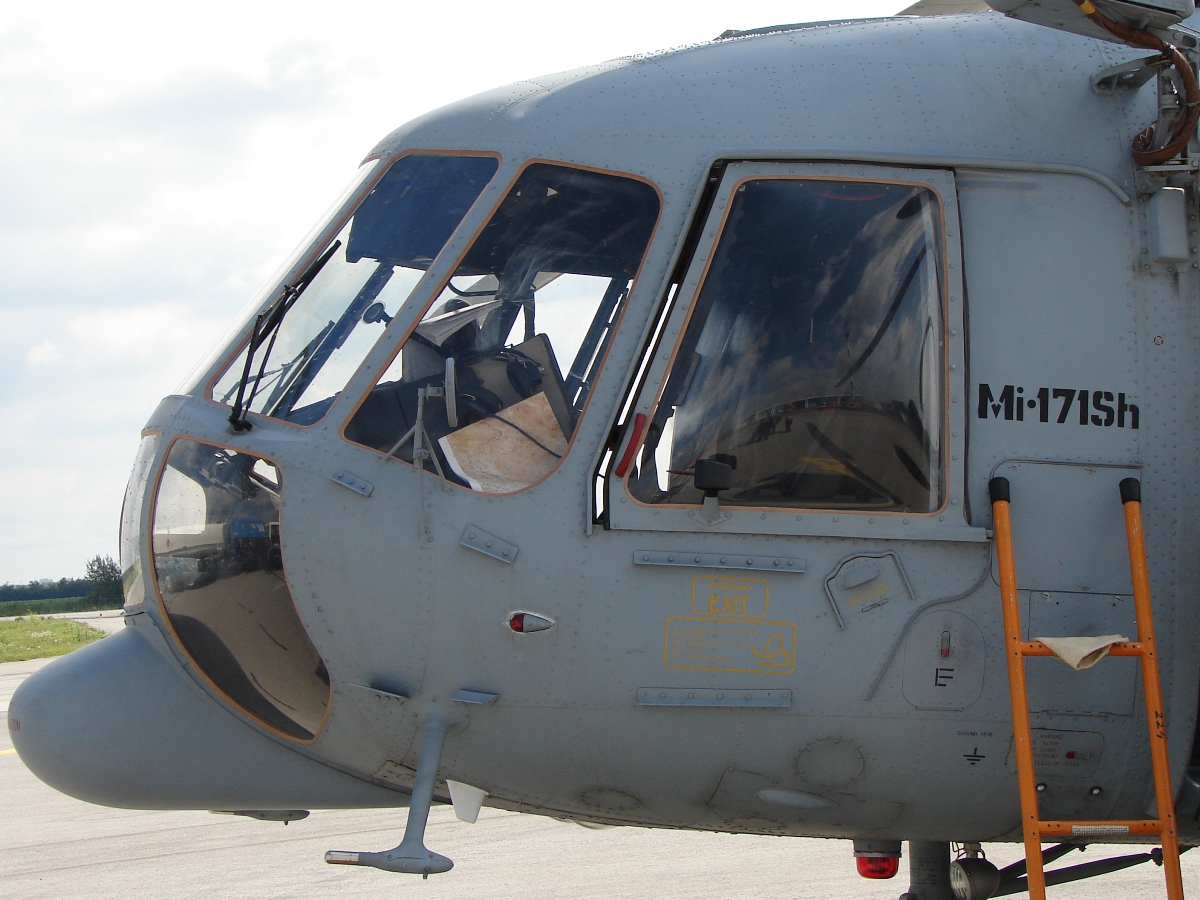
[0,0,904,584]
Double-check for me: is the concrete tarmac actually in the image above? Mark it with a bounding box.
[3,644,1198,899]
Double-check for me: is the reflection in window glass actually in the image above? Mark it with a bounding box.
[346,164,660,494]
[213,154,499,426]
[118,434,160,610]
[630,179,944,513]
[152,439,329,740]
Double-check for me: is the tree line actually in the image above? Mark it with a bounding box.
[1,555,123,605]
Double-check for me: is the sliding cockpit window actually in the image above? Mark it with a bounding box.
[344,163,660,495]
[212,154,500,427]
[628,178,945,513]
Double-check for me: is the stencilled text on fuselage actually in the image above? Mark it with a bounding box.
[977,384,1139,428]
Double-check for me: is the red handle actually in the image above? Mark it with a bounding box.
[614,413,647,478]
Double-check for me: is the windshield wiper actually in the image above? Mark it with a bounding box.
[228,239,341,432]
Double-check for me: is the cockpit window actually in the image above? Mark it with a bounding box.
[213,154,499,426]
[628,178,944,513]
[345,163,660,494]
[151,438,329,741]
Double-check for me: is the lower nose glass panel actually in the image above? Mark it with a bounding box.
[151,438,329,740]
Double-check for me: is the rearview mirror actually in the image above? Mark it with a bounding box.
[693,458,732,497]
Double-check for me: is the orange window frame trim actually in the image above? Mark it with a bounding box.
[619,172,953,521]
[147,435,333,745]
[337,157,665,498]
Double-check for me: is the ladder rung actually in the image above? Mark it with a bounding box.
[1017,640,1144,657]
[1108,643,1147,656]
[989,475,1183,900]
[1038,820,1164,837]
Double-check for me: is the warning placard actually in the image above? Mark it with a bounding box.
[664,617,796,674]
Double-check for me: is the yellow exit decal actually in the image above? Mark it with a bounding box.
[691,575,769,617]
[663,575,796,674]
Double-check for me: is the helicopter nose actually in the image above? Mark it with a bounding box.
[7,624,399,810]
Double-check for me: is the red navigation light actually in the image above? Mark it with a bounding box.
[507,612,554,634]
[856,856,900,879]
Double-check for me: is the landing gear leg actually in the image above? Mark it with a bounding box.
[899,841,955,900]
[325,715,454,876]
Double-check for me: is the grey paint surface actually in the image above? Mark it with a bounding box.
[8,625,404,809]
[9,10,1200,875]
[1,661,1196,899]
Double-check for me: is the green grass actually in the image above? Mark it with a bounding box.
[0,595,119,617]
[0,615,106,663]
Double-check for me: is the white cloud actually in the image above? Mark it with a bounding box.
[25,340,62,367]
[0,0,901,582]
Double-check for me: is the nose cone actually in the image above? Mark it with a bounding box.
[8,624,400,810]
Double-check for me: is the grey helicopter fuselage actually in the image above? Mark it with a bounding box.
[11,10,1200,853]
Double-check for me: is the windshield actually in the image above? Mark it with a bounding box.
[213,153,499,426]
[345,163,660,494]
[629,178,944,513]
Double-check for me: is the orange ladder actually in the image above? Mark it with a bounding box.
[988,475,1184,900]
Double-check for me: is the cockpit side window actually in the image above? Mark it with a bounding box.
[628,178,945,513]
[212,153,499,426]
[344,163,661,494]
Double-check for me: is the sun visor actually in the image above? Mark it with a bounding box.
[984,0,1194,41]
[455,165,660,279]
[346,154,498,268]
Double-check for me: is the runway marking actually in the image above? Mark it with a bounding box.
[1,748,16,756]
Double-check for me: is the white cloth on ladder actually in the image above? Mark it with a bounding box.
[1033,635,1129,670]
